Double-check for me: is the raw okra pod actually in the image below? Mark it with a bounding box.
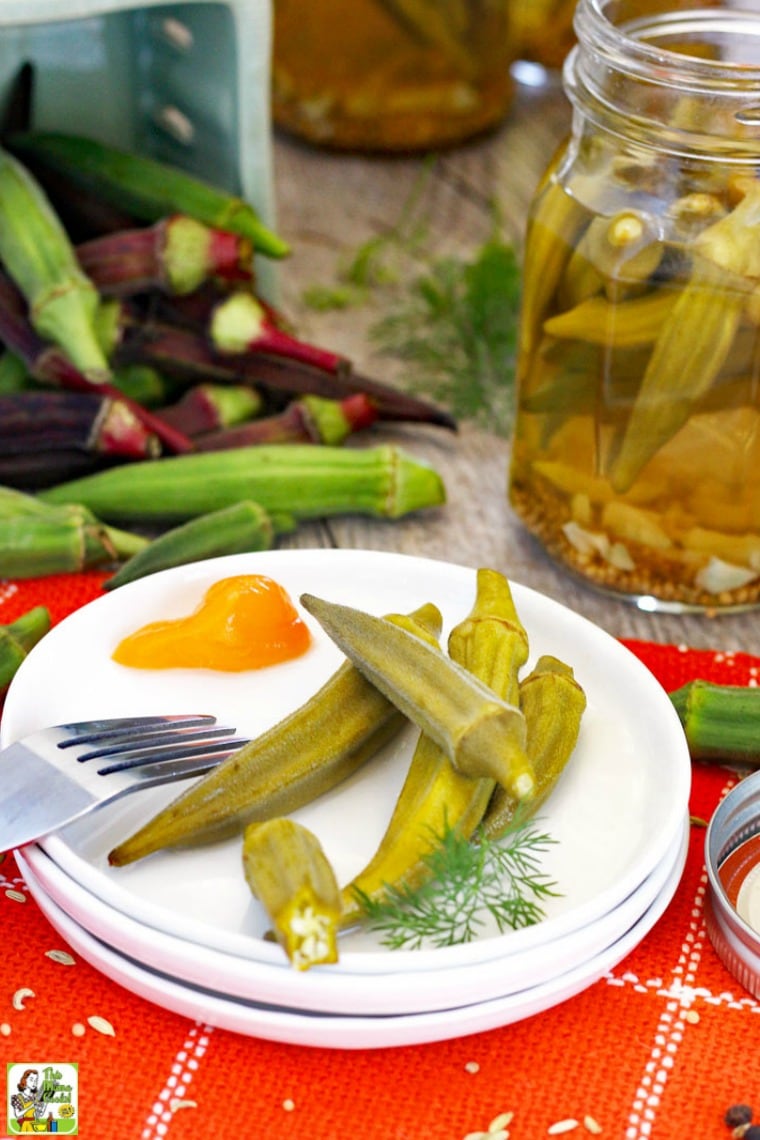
[670,678,760,767]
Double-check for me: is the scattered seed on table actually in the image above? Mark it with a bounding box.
[71,1024,86,1038]
[282,1099,295,1112]
[45,949,76,966]
[490,1113,514,1132]
[86,1015,115,1036]
[0,1023,11,1036]
[584,1116,603,1134]
[548,1121,580,1135]
[5,889,26,903]
[170,1098,197,1112]
[683,1009,700,1024]
[465,1061,481,1074]
[12,988,34,1010]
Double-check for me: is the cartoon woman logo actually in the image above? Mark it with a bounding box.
[10,1069,51,1133]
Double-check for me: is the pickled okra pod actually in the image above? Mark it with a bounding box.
[519,174,591,359]
[559,210,664,307]
[481,655,586,839]
[342,568,530,927]
[300,593,534,798]
[543,289,677,349]
[242,818,343,970]
[610,180,760,493]
[107,604,443,865]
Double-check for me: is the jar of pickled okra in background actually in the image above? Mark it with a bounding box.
[508,0,760,612]
[271,0,515,151]
[510,0,578,78]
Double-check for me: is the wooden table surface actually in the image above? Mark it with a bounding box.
[268,76,760,656]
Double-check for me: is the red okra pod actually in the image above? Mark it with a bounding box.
[0,390,160,459]
[76,215,255,298]
[116,314,457,430]
[192,393,378,451]
[0,270,194,454]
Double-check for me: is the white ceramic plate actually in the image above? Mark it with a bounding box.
[2,550,691,974]
[17,818,689,1016]
[16,830,688,1049]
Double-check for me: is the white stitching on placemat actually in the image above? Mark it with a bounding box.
[141,1023,213,1139]
[621,874,709,1138]
[0,582,18,609]
[620,777,738,1139]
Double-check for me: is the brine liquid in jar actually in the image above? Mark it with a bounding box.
[272,0,515,151]
[509,0,760,611]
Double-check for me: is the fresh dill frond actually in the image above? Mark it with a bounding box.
[357,816,560,951]
[300,162,522,434]
[369,236,522,434]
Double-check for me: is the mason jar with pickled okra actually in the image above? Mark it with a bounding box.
[272,0,515,151]
[509,0,760,612]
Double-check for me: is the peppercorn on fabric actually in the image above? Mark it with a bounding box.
[0,571,757,1140]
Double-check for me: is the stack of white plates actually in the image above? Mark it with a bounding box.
[3,551,691,1049]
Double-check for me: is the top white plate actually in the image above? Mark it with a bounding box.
[2,549,691,975]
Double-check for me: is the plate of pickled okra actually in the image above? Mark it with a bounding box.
[3,550,691,1008]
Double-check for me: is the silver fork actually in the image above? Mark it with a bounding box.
[0,714,249,851]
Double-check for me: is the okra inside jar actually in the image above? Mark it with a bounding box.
[509,0,760,612]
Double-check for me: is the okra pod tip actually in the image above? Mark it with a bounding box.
[300,592,535,801]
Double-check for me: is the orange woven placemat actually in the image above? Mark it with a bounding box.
[1,573,757,1139]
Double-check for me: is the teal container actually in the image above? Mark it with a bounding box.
[0,0,276,279]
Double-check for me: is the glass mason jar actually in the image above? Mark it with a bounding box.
[271,0,515,151]
[509,0,760,612]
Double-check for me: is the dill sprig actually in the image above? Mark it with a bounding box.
[301,164,522,435]
[369,237,522,434]
[355,816,560,951]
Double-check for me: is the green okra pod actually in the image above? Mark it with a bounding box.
[9,131,290,260]
[40,443,446,525]
[103,501,274,590]
[0,605,51,696]
[669,678,760,767]
[0,146,110,380]
[300,592,534,799]
[0,508,145,579]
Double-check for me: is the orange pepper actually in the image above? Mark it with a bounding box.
[112,574,311,671]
